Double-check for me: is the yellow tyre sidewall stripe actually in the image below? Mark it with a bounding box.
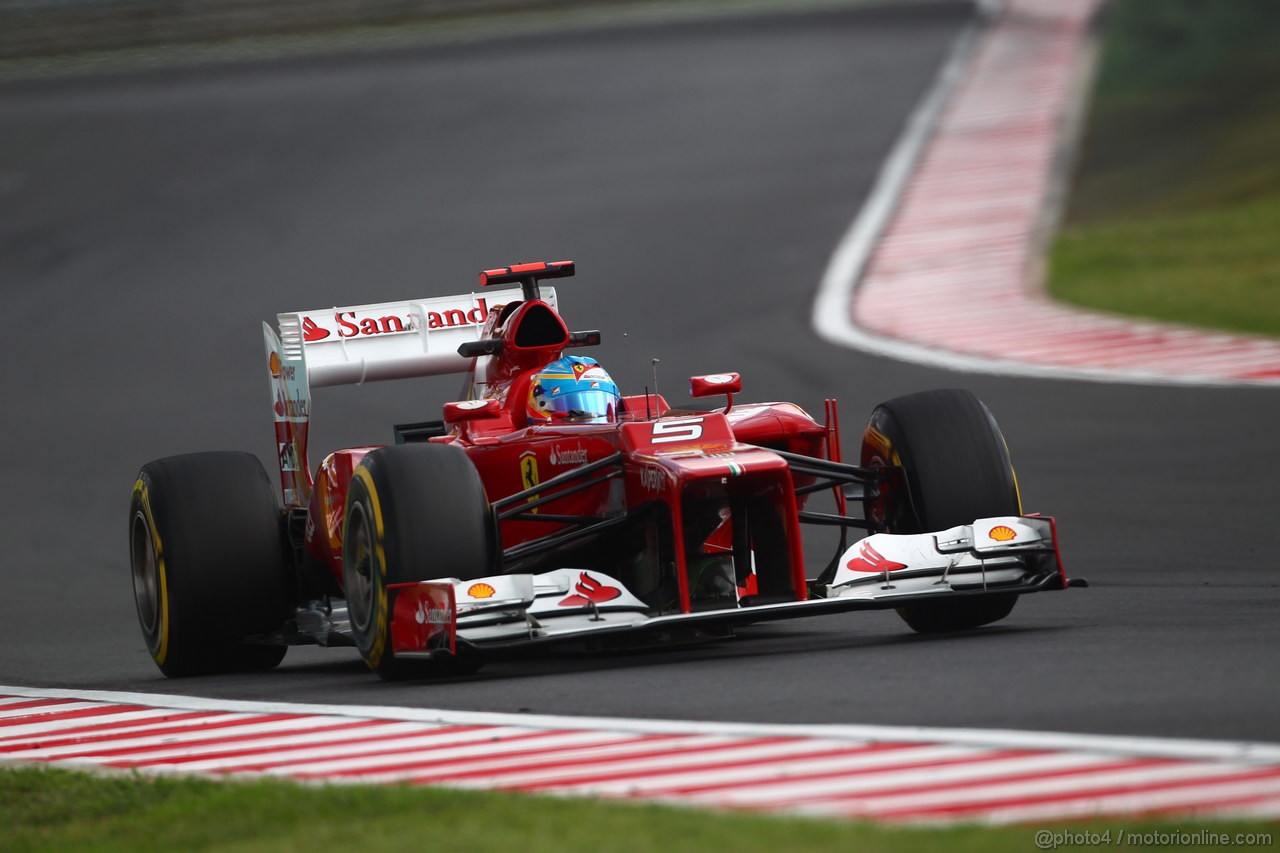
[132,479,171,666]
[350,466,391,669]
[999,434,1024,513]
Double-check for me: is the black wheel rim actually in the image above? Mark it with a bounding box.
[130,511,160,636]
[343,502,376,635]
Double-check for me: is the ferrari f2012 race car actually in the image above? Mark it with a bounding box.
[129,261,1082,679]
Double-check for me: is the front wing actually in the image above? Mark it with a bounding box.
[387,515,1075,658]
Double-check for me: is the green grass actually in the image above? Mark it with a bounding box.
[1051,197,1280,335]
[2,764,1276,853]
[1047,0,1280,337]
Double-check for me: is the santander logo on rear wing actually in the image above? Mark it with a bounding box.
[262,287,557,508]
[277,288,555,388]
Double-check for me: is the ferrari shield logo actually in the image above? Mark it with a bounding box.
[520,452,539,514]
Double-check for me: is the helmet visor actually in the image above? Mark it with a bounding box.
[543,388,617,423]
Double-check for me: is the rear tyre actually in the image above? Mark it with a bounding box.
[342,444,495,680]
[129,452,291,676]
[861,389,1022,633]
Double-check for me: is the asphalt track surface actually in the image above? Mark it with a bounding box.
[2,1,1277,745]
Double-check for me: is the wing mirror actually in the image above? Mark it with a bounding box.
[689,373,741,412]
[443,398,502,425]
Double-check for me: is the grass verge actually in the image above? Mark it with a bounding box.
[1047,0,1280,338]
[2,764,1276,852]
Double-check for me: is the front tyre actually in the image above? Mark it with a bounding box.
[342,444,495,680]
[129,452,291,676]
[861,389,1022,633]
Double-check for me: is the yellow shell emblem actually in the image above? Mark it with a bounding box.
[989,525,1017,542]
[467,583,496,599]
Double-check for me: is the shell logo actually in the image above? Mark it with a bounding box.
[989,525,1017,542]
[269,351,282,378]
[467,583,496,599]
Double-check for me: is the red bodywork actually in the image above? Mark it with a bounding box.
[301,266,837,616]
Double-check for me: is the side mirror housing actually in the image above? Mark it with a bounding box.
[443,398,502,425]
[689,373,742,398]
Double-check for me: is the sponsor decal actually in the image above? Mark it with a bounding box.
[307,310,412,342]
[558,572,622,607]
[300,299,499,344]
[549,444,589,467]
[278,442,301,473]
[703,374,735,385]
[273,415,312,507]
[520,451,540,514]
[274,392,309,419]
[414,602,451,625]
[467,583,496,599]
[520,453,539,490]
[845,540,908,574]
[571,361,588,379]
[989,525,1017,542]
[391,581,456,655]
[639,466,665,493]
[302,317,327,342]
[455,400,490,411]
[268,351,296,385]
[704,452,746,475]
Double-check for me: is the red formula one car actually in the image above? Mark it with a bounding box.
[129,261,1081,679]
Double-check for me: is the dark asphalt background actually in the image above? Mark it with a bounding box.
[2,1,1277,743]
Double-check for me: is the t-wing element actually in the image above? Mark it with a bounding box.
[479,260,575,302]
[457,328,602,360]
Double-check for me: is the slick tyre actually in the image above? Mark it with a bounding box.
[342,444,495,680]
[129,452,291,676]
[861,389,1021,634]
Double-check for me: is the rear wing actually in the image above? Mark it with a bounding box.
[263,288,556,507]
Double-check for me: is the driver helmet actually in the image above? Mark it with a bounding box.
[527,356,620,424]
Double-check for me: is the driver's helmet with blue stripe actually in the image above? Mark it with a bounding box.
[527,356,620,424]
